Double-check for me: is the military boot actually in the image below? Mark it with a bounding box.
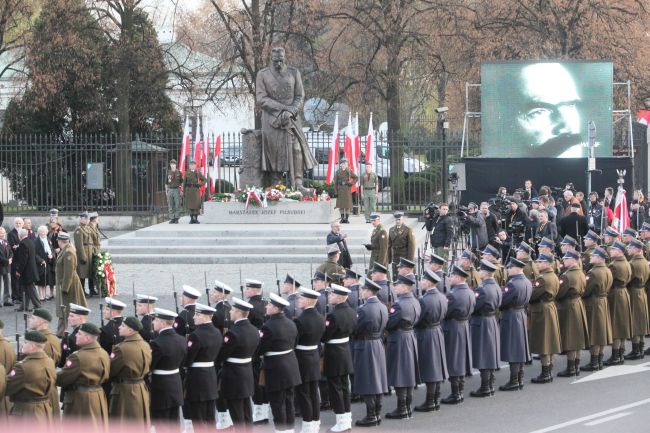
[639,341,645,358]
[624,343,642,360]
[489,370,496,395]
[433,383,441,410]
[573,359,581,376]
[470,370,491,397]
[604,347,622,366]
[385,398,409,419]
[499,367,520,391]
[440,377,463,404]
[517,364,525,389]
[414,393,436,412]
[597,353,604,370]
[355,399,380,427]
[405,394,413,418]
[531,364,553,384]
[557,359,577,377]
[580,355,599,372]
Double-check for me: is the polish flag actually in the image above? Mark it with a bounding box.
[211,133,222,194]
[326,113,339,185]
[193,118,203,168]
[612,185,630,233]
[343,112,358,192]
[200,128,210,196]
[365,113,375,164]
[179,117,191,177]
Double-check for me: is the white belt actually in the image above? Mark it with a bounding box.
[191,362,215,368]
[264,349,293,357]
[326,337,350,344]
[295,344,319,351]
[152,369,179,375]
[226,357,252,364]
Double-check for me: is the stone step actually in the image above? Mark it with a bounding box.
[131,228,373,238]
[106,236,368,246]
[109,253,374,265]
[107,245,373,255]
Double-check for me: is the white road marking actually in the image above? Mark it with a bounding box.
[528,398,650,433]
[583,412,632,426]
[571,362,650,384]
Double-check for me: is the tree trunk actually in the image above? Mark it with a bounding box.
[115,4,133,209]
[386,48,404,209]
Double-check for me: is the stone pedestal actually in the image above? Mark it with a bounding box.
[239,129,269,188]
[203,201,337,224]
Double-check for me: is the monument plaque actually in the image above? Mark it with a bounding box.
[203,201,337,224]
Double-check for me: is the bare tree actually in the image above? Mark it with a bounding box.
[0,0,33,80]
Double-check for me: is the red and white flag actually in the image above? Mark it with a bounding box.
[365,113,375,163]
[613,185,630,233]
[200,128,210,196]
[343,112,358,192]
[211,132,222,194]
[638,109,650,125]
[326,113,339,184]
[193,118,203,169]
[179,117,191,177]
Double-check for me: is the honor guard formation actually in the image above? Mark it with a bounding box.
[1,208,650,432]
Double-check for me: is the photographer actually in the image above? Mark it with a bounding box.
[505,200,527,234]
[534,209,557,242]
[426,202,453,258]
[460,202,488,252]
[630,190,646,230]
[494,229,513,264]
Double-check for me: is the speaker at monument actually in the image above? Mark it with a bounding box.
[86,163,104,190]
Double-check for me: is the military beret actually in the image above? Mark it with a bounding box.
[584,230,601,243]
[604,227,620,238]
[154,308,177,320]
[69,303,91,315]
[32,308,52,322]
[182,285,202,299]
[136,294,158,304]
[327,244,340,255]
[592,247,609,260]
[516,242,533,255]
[507,258,526,268]
[560,235,578,247]
[479,259,497,273]
[562,250,580,261]
[538,237,555,249]
[451,265,469,278]
[535,253,554,263]
[269,293,289,309]
[105,297,126,310]
[369,213,381,221]
[397,257,416,269]
[429,253,446,265]
[213,280,233,294]
[609,240,627,252]
[284,273,302,287]
[57,232,70,241]
[80,323,101,336]
[194,303,216,315]
[482,244,501,259]
[123,316,143,332]
[329,284,351,296]
[24,331,47,344]
[231,297,254,311]
[395,273,416,286]
[627,239,644,250]
[422,269,441,284]
[343,269,362,280]
[371,263,388,274]
[299,287,320,299]
[363,279,382,292]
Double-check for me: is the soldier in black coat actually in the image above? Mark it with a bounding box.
[59,303,91,367]
[135,294,157,342]
[99,297,126,398]
[217,297,261,428]
[173,285,202,336]
[282,273,303,319]
[244,279,270,424]
[210,280,233,336]
[385,273,421,420]
[184,303,223,428]
[312,272,331,316]
[352,280,388,427]
[414,270,448,412]
[369,262,391,305]
[259,293,302,432]
[294,287,326,432]
[150,308,187,422]
[322,284,356,432]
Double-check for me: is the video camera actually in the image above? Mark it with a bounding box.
[423,202,439,232]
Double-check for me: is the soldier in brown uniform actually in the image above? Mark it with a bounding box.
[0,363,4,420]
[165,159,183,224]
[538,237,561,275]
[605,241,633,365]
[458,250,481,290]
[365,213,388,275]
[556,250,590,377]
[624,239,650,359]
[316,245,346,285]
[55,232,87,336]
[529,253,562,384]
[0,320,16,416]
[108,316,151,426]
[582,230,601,271]
[183,160,207,224]
[388,212,416,278]
[559,235,583,271]
[57,322,110,427]
[334,158,358,224]
[580,247,613,371]
[73,212,97,297]
[481,245,506,287]
[5,331,56,422]
[88,212,101,293]
[28,309,61,416]
[515,242,540,282]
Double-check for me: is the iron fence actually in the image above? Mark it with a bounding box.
[0,130,479,215]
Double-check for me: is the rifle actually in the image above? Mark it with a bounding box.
[310,262,314,289]
[14,314,20,356]
[132,282,136,315]
[172,273,179,314]
[239,268,244,299]
[99,303,105,327]
[363,251,368,276]
[275,263,280,295]
[204,271,211,306]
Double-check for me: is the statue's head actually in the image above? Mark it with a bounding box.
[271,47,286,72]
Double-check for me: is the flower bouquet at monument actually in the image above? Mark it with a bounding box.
[94,251,117,297]
[237,186,266,208]
[210,192,235,202]
[266,188,285,202]
[284,190,303,201]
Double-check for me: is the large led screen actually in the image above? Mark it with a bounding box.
[481,61,613,158]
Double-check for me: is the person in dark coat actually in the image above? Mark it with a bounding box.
[281,274,302,320]
[426,253,449,294]
[14,228,41,311]
[149,308,187,423]
[217,297,261,428]
[311,272,331,316]
[327,222,353,269]
[558,202,589,243]
[369,263,391,305]
[441,266,475,404]
[184,304,223,429]
[0,227,13,306]
[243,279,269,424]
[210,280,233,337]
[173,285,201,336]
[294,287,326,433]
[343,268,362,310]
[8,218,23,304]
[352,280,389,427]
[135,294,157,343]
[322,284,356,432]
[258,294,302,432]
[499,258,533,391]
[470,260,502,397]
[414,270,448,412]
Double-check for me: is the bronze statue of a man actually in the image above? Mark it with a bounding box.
[256,47,317,191]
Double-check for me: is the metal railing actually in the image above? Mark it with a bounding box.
[0,130,479,214]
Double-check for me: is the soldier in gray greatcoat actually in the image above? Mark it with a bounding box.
[343,268,362,310]
[427,253,449,294]
[369,263,391,305]
[469,260,502,398]
[385,273,421,420]
[498,258,533,392]
[441,266,475,405]
[414,270,448,413]
[352,280,389,427]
